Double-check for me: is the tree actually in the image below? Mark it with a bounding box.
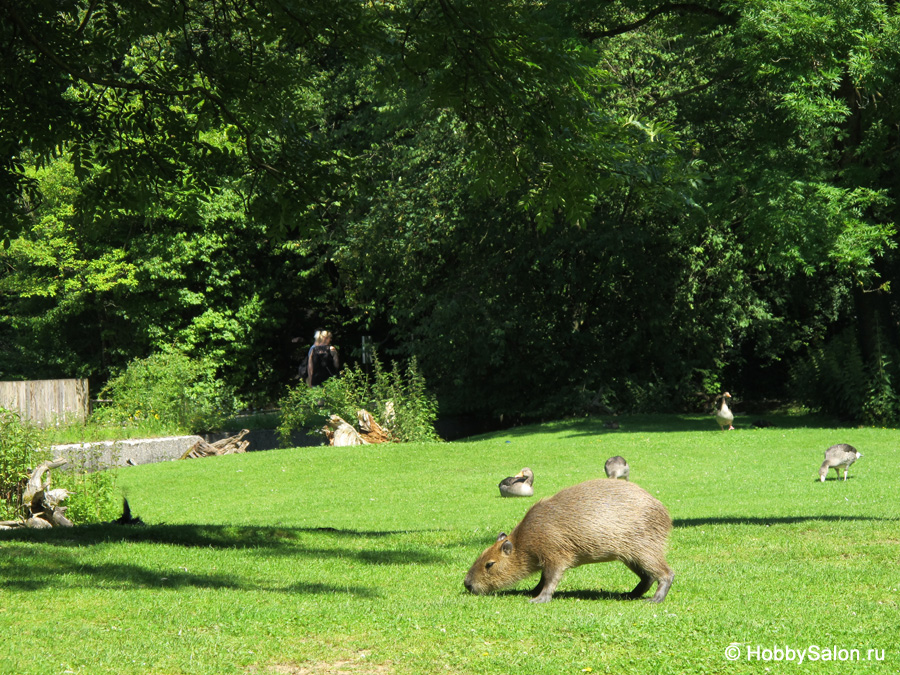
[3,0,899,422]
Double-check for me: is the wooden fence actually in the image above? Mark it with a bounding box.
[0,379,89,426]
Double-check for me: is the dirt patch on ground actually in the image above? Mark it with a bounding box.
[247,651,393,675]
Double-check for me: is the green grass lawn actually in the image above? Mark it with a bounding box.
[2,414,898,674]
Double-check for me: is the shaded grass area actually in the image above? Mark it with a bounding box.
[2,414,898,674]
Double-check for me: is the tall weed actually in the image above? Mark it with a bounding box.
[0,407,49,520]
[0,407,120,523]
[278,355,441,443]
[53,445,121,524]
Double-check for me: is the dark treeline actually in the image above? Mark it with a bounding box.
[2,1,900,423]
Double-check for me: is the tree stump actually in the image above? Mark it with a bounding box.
[323,410,392,446]
[323,415,367,446]
[0,458,73,529]
[357,410,392,443]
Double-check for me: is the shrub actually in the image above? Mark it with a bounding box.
[0,407,121,524]
[789,326,900,426]
[0,407,50,520]
[93,351,242,434]
[278,355,441,444]
[53,447,122,524]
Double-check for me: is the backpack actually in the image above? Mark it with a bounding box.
[309,344,337,386]
[297,355,309,381]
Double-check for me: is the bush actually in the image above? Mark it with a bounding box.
[0,407,50,520]
[789,326,900,426]
[53,447,122,524]
[278,355,441,444]
[93,351,243,434]
[0,407,121,524]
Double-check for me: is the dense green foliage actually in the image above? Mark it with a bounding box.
[0,407,48,519]
[94,352,242,434]
[50,448,121,524]
[3,1,900,422]
[278,355,440,443]
[0,406,118,523]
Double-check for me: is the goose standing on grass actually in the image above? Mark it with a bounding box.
[604,456,630,480]
[498,467,534,497]
[715,392,735,431]
[819,444,862,482]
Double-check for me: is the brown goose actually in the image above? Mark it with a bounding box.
[604,455,630,480]
[715,392,734,431]
[819,444,862,482]
[498,467,534,497]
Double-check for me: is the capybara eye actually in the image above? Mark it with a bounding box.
[485,561,495,570]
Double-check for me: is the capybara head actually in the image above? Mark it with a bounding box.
[463,532,532,595]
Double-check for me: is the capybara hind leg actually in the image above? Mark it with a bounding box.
[530,573,546,598]
[648,568,674,603]
[530,566,565,603]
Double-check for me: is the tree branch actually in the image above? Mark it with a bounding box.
[581,2,733,41]
[1,0,282,178]
[74,0,99,35]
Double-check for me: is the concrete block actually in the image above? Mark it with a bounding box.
[51,435,204,470]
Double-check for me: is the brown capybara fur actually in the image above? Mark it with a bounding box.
[464,478,674,603]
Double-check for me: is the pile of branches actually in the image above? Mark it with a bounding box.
[180,429,250,459]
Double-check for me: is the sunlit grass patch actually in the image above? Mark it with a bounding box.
[2,414,898,674]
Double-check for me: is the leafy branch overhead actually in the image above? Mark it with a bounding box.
[3,1,900,423]
[0,0,700,236]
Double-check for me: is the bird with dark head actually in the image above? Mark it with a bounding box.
[498,467,534,497]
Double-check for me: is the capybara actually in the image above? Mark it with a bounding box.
[464,479,674,603]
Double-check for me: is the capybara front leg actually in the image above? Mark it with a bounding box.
[625,562,654,599]
[530,566,565,603]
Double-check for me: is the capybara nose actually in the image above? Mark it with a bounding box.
[464,580,473,593]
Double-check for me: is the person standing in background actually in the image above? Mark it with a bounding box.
[292,331,322,382]
[307,330,340,387]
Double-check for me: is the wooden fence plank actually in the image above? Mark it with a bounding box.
[0,379,89,426]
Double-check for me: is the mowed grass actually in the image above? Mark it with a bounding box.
[1,414,898,674]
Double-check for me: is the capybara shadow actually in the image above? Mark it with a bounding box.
[489,588,635,602]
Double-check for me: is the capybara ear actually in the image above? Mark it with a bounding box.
[501,539,514,555]
[496,532,508,542]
